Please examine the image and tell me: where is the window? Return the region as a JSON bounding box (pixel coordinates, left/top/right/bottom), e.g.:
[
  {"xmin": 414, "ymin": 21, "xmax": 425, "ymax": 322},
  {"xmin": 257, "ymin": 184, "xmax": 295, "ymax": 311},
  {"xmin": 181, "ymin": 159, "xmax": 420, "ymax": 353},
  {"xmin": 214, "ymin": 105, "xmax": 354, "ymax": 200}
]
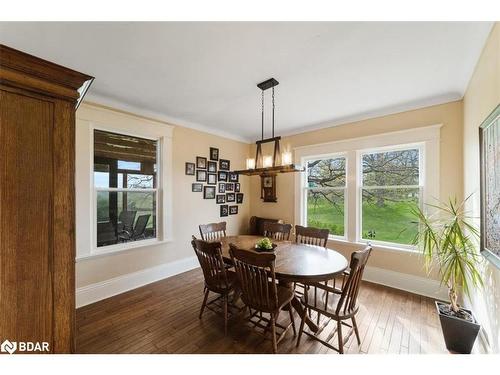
[
  {"xmin": 304, "ymin": 156, "xmax": 346, "ymax": 237},
  {"xmin": 94, "ymin": 130, "xmax": 158, "ymax": 248},
  {"xmin": 360, "ymin": 147, "xmax": 421, "ymax": 246},
  {"xmin": 295, "ymin": 125, "xmax": 439, "ymax": 252}
]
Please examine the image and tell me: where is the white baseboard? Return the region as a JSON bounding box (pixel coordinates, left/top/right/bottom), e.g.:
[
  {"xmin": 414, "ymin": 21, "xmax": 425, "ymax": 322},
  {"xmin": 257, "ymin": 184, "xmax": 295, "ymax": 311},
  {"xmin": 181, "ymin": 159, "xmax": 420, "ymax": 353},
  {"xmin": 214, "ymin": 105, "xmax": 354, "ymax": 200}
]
[
  {"xmin": 76, "ymin": 259, "xmax": 447, "ymax": 308},
  {"xmin": 76, "ymin": 256, "xmax": 199, "ymax": 308},
  {"xmin": 363, "ymin": 266, "xmax": 449, "ymax": 301}
]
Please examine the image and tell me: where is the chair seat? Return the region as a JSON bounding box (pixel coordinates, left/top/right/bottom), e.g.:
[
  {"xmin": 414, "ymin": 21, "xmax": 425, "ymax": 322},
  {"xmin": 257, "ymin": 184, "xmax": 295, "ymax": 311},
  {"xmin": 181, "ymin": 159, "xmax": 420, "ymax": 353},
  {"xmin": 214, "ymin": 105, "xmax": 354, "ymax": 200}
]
[
  {"xmin": 301, "ymin": 285, "xmax": 343, "ymax": 316},
  {"xmin": 243, "ymin": 284, "xmax": 294, "ymax": 313},
  {"xmin": 205, "ymin": 270, "xmax": 237, "ymax": 294}
]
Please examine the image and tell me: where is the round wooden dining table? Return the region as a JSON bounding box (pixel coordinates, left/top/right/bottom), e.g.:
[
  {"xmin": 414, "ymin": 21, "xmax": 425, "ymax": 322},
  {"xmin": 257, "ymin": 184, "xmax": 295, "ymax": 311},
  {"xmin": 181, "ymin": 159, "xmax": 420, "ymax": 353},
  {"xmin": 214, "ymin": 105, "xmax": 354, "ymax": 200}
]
[{"xmin": 218, "ymin": 235, "xmax": 349, "ymax": 333}]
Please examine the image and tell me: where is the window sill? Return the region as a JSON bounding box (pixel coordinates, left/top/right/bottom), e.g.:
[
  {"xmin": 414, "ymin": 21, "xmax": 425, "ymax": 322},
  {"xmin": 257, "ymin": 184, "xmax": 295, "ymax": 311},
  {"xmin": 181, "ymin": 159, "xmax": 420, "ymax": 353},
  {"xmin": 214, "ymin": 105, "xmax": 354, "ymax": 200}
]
[
  {"xmin": 76, "ymin": 238, "xmax": 174, "ymax": 262},
  {"xmin": 326, "ymin": 237, "xmax": 421, "ymax": 255}
]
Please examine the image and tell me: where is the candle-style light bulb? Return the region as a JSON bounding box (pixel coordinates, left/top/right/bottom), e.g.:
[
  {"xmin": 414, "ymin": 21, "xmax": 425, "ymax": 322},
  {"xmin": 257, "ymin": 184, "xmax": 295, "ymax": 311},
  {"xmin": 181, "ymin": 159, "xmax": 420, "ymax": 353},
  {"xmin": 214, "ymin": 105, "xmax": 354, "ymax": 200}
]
[
  {"xmin": 282, "ymin": 151, "xmax": 292, "ymax": 165},
  {"xmin": 263, "ymin": 156, "xmax": 273, "ymax": 168},
  {"xmin": 246, "ymin": 158, "xmax": 256, "ymax": 169}
]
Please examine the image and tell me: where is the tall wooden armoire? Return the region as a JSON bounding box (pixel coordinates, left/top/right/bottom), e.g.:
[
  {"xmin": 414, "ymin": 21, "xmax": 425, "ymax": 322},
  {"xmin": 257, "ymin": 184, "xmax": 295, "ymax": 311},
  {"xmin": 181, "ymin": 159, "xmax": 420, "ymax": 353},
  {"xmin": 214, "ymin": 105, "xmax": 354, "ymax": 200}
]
[{"xmin": 0, "ymin": 45, "xmax": 93, "ymax": 353}]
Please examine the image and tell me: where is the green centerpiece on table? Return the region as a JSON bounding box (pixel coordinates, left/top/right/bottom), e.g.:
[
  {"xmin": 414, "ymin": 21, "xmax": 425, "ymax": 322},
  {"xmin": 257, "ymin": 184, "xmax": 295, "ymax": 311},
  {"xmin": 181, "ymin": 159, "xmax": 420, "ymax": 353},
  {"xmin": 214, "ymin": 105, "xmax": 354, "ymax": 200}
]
[{"xmin": 255, "ymin": 237, "xmax": 277, "ymax": 252}]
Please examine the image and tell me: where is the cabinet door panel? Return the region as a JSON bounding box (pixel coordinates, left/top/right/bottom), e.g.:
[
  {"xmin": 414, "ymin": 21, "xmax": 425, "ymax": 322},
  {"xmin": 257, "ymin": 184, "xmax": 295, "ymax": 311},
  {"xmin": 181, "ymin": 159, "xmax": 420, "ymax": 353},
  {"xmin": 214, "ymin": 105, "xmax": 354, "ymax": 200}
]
[{"xmin": 0, "ymin": 90, "xmax": 54, "ymax": 346}]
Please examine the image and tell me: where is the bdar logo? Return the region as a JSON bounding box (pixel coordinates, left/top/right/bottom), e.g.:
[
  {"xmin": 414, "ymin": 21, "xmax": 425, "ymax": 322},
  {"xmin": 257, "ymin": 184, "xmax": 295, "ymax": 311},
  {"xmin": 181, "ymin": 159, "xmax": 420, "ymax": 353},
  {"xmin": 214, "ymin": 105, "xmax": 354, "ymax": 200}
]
[{"xmin": 1, "ymin": 339, "xmax": 17, "ymax": 354}]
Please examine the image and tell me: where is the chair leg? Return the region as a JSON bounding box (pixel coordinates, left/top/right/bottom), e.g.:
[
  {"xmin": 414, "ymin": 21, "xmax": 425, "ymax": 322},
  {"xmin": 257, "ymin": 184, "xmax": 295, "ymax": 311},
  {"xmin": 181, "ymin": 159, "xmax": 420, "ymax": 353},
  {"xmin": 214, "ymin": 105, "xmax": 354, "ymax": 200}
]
[
  {"xmin": 352, "ymin": 316, "xmax": 361, "ymax": 345},
  {"xmin": 271, "ymin": 314, "xmax": 278, "ymax": 354},
  {"xmin": 337, "ymin": 320, "xmax": 344, "ymax": 354},
  {"xmin": 296, "ymin": 309, "xmax": 307, "ymax": 347},
  {"xmin": 223, "ymin": 294, "xmax": 228, "ymax": 336},
  {"xmin": 199, "ymin": 289, "xmax": 209, "ymax": 319},
  {"xmin": 288, "ymin": 303, "xmax": 296, "ymax": 337}
]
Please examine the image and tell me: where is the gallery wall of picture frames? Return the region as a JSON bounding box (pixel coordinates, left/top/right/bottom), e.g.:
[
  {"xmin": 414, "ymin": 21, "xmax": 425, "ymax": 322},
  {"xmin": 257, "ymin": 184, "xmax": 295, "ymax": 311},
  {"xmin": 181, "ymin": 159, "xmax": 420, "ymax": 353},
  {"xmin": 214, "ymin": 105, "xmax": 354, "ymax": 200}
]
[{"xmin": 186, "ymin": 147, "xmax": 243, "ymax": 217}]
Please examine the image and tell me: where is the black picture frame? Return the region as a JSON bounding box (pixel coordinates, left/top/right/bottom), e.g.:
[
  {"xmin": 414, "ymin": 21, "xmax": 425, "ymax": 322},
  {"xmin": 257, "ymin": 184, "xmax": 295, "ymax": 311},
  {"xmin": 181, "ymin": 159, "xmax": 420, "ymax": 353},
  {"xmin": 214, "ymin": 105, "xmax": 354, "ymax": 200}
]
[
  {"xmin": 218, "ymin": 171, "xmax": 228, "ymax": 182},
  {"xmin": 219, "ymin": 159, "xmax": 230, "ymax": 171},
  {"xmin": 210, "ymin": 147, "xmax": 219, "ymax": 161},
  {"xmin": 216, "ymin": 194, "xmax": 225, "ymax": 204},
  {"xmin": 218, "ymin": 183, "xmax": 226, "ymax": 193},
  {"xmin": 479, "ymin": 104, "xmax": 500, "ymax": 269},
  {"xmin": 229, "ymin": 172, "xmax": 239, "ymax": 182},
  {"xmin": 196, "ymin": 170, "xmax": 207, "ymax": 182},
  {"xmin": 185, "ymin": 162, "xmax": 195, "ymax": 175},
  {"xmin": 207, "ymin": 173, "xmax": 217, "ymax": 185},
  {"xmin": 208, "ymin": 161, "xmax": 217, "ymax": 173},
  {"xmin": 229, "ymin": 205, "xmax": 238, "ymax": 215},
  {"xmin": 234, "ymin": 183, "xmax": 240, "ymax": 192},
  {"xmin": 203, "ymin": 186, "xmax": 216, "ymax": 199},
  {"xmin": 192, "ymin": 183, "xmax": 203, "ymax": 192},
  {"xmin": 196, "ymin": 156, "xmax": 207, "ymax": 169},
  {"xmin": 225, "ymin": 183, "xmax": 233, "ymax": 191},
  {"xmin": 236, "ymin": 193, "xmax": 244, "ymax": 204},
  {"xmin": 226, "ymin": 192, "xmax": 235, "ymax": 202},
  {"xmin": 220, "ymin": 204, "xmax": 228, "ymax": 217}
]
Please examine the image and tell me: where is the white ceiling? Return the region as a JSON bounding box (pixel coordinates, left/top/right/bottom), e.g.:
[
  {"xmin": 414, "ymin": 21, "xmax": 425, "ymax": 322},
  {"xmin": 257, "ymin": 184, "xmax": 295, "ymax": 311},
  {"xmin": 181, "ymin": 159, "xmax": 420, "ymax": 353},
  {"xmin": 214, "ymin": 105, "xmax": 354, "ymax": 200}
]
[{"xmin": 0, "ymin": 22, "xmax": 493, "ymax": 142}]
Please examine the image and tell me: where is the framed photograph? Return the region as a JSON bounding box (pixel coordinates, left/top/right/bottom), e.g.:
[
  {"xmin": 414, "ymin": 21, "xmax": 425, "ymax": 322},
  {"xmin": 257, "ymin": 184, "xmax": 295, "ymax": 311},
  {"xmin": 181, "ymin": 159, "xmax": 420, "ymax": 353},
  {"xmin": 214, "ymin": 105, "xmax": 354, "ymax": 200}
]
[
  {"xmin": 207, "ymin": 173, "xmax": 217, "ymax": 185},
  {"xmin": 192, "ymin": 183, "xmax": 203, "ymax": 192},
  {"xmin": 208, "ymin": 161, "xmax": 217, "ymax": 173},
  {"xmin": 225, "ymin": 183, "xmax": 233, "ymax": 191},
  {"xmin": 218, "ymin": 183, "xmax": 226, "ymax": 193},
  {"xmin": 185, "ymin": 162, "xmax": 195, "ymax": 175},
  {"xmin": 236, "ymin": 193, "xmax": 244, "ymax": 204},
  {"xmin": 219, "ymin": 159, "xmax": 230, "ymax": 171},
  {"xmin": 229, "ymin": 172, "xmax": 239, "ymax": 182},
  {"xmin": 234, "ymin": 183, "xmax": 240, "ymax": 192},
  {"xmin": 480, "ymin": 104, "xmax": 500, "ymax": 269},
  {"xmin": 203, "ymin": 186, "xmax": 216, "ymax": 199},
  {"xmin": 229, "ymin": 205, "xmax": 238, "ymax": 215},
  {"xmin": 196, "ymin": 170, "xmax": 207, "ymax": 182},
  {"xmin": 196, "ymin": 156, "xmax": 207, "ymax": 169},
  {"xmin": 220, "ymin": 204, "xmax": 228, "ymax": 217},
  {"xmin": 226, "ymin": 192, "xmax": 235, "ymax": 202},
  {"xmin": 210, "ymin": 147, "xmax": 219, "ymax": 161},
  {"xmin": 218, "ymin": 171, "xmax": 228, "ymax": 182},
  {"xmin": 216, "ymin": 194, "xmax": 225, "ymax": 204}
]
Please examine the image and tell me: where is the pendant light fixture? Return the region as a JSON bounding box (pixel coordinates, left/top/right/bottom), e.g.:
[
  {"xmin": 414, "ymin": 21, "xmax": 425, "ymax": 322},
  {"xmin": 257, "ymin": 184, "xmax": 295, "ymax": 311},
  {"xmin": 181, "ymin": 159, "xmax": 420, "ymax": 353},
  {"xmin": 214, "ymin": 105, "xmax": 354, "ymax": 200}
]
[{"xmin": 235, "ymin": 78, "xmax": 304, "ymax": 177}]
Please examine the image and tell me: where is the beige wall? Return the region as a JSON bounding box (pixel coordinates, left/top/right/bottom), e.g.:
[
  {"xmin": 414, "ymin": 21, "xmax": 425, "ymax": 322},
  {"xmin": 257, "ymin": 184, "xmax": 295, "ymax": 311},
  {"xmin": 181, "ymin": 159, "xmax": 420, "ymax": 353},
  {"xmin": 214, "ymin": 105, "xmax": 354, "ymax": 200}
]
[
  {"xmin": 76, "ymin": 104, "xmax": 250, "ymax": 288},
  {"xmin": 463, "ymin": 22, "xmax": 500, "ymax": 353},
  {"xmin": 249, "ymin": 100, "xmax": 464, "ymax": 279}
]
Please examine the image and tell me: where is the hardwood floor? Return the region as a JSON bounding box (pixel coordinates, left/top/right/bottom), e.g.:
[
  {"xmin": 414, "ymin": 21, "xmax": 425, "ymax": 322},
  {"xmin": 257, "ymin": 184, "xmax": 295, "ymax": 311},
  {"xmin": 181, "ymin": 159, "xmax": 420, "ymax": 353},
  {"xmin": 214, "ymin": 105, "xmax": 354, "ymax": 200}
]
[{"xmin": 76, "ymin": 268, "xmax": 449, "ymax": 354}]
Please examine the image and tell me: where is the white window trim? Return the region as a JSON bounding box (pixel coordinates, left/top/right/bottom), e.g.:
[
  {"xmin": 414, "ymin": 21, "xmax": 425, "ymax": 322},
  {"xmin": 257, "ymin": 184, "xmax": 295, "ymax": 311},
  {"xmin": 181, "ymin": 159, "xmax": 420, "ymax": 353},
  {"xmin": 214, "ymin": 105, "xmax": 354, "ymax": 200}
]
[
  {"xmin": 301, "ymin": 152, "xmax": 348, "ymax": 240},
  {"xmin": 294, "ymin": 124, "xmax": 441, "ymax": 253},
  {"xmin": 75, "ymin": 103, "xmax": 174, "ymax": 260}
]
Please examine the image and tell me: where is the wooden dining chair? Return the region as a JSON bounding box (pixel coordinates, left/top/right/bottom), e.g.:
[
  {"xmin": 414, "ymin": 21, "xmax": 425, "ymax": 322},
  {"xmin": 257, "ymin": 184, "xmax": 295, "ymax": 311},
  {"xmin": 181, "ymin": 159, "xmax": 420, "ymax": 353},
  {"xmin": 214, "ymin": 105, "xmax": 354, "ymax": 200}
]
[
  {"xmin": 262, "ymin": 222, "xmax": 292, "ymax": 241},
  {"xmin": 293, "ymin": 225, "xmax": 330, "ymax": 305},
  {"xmin": 296, "ymin": 245, "xmax": 372, "ymax": 353},
  {"xmin": 229, "ymin": 244, "xmax": 296, "ymax": 353},
  {"xmin": 191, "ymin": 237, "xmax": 237, "ymax": 335},
  {"xmin": 199, "ymin": 221, "xmax": 227, "ymax": 241},
  {"xmin": 295, "ymin": 225, "xmax": 329, "ymax": 247}
]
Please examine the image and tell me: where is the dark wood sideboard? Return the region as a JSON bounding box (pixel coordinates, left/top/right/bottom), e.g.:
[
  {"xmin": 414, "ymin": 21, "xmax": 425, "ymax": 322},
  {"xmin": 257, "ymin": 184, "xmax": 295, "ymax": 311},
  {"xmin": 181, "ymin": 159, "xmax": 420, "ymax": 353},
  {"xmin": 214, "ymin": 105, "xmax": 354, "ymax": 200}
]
[{"xmin": 0, "ymin": 45, "xmax": 93, "ymax": 353}]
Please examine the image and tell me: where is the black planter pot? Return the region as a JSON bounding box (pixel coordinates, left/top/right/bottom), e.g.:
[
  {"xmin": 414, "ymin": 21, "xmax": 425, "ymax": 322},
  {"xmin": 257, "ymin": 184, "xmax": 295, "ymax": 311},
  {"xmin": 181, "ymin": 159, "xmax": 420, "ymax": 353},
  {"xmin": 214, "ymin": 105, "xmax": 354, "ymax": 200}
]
[{"xmin": 435, "ymin": 301, "xmax": 480, "ymax": 354}]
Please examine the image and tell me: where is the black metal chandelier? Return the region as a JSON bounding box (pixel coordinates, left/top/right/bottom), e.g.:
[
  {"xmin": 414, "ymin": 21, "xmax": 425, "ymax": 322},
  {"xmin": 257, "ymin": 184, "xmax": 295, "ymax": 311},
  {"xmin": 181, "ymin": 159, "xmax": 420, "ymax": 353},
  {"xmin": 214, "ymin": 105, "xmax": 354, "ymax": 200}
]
[{"xmin": 235, "ymin": 77, "xmax": 304, "ymax": 177}]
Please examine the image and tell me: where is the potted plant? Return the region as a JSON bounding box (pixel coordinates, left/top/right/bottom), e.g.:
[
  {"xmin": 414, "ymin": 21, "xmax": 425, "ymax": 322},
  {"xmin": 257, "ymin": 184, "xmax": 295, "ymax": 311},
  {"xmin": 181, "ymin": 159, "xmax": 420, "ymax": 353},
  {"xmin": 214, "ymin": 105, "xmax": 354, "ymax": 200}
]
[
  {"xmin": 255, "ymin": 237, "xmax": 277, "ymax": 252},
  {"xmin": 412, "ymin": 196, "xmax": 483, "ymax": 353}
]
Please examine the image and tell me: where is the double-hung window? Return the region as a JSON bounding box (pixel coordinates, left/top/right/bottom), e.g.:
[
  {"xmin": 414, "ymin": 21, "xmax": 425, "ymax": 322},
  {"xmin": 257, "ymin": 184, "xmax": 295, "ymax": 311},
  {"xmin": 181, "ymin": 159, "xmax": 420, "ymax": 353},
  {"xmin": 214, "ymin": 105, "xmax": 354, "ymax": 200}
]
[
  {"xmin": 94, "ymin": 129, "xmax": 159, "ymax": 248},
  {"xmin": 303, "ymin": 156, "xmax": 347, "ymax": 238},
  {"xmin": 360, "ymin": 146, "xmax": 421, "ymax": 246}
]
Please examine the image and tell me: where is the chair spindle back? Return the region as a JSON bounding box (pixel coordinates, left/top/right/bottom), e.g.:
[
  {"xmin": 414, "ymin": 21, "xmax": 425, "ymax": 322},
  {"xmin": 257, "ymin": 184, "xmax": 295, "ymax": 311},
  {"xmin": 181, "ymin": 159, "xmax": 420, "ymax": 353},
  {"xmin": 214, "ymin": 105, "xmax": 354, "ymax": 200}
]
[
  {"xmin": 336, "ymin": 246, "xmax": 372, "ymax": 315},
  {"xmin": 191, "ymin": 238, "xmax": 229, "ymax": 291},
  {"xmin": 262, "ymin": 222, "xmax": 292, "ymax": 241},
  {"xmin": 295, "ymin": 225, "xmax": 329, "ymax": 248},
  {"xmin": 199, "ymin": 221, "xmax": 227, "ymax": 241},
  {"xmin": 229, "ymin": 245, "xmax": 278, "ymax": 312}
]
